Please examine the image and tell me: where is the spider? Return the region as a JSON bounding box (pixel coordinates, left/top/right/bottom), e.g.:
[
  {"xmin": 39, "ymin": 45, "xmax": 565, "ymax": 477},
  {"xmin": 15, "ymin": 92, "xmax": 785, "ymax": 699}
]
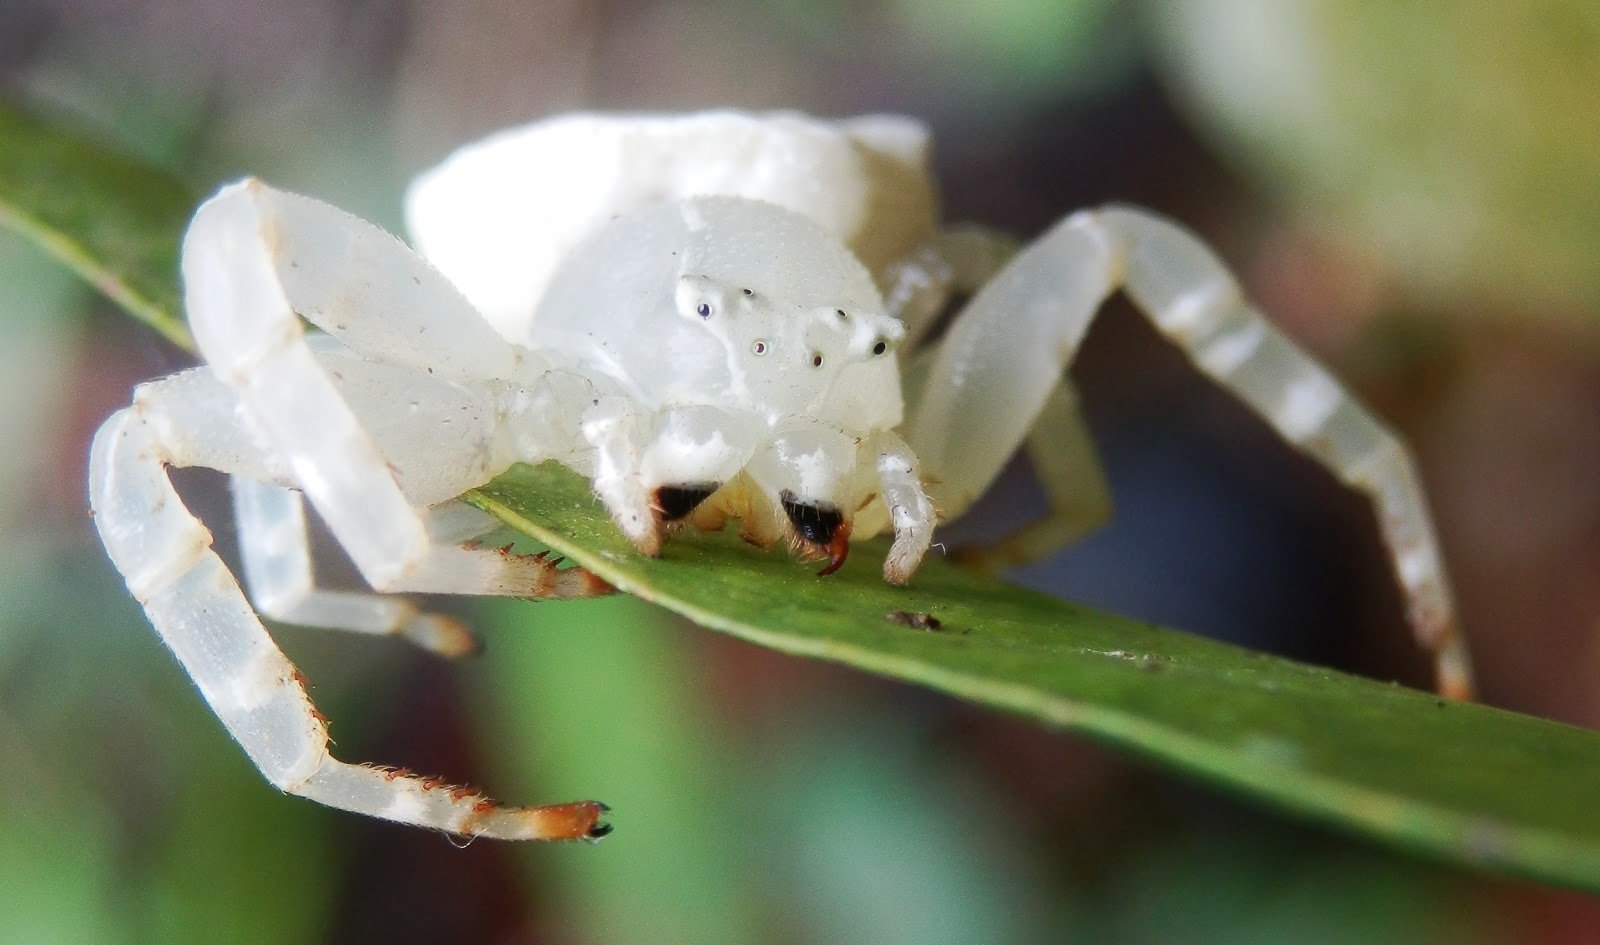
[{"xmin": 89, "ymin": 110, "xmax": 1472, "ymax": 842}]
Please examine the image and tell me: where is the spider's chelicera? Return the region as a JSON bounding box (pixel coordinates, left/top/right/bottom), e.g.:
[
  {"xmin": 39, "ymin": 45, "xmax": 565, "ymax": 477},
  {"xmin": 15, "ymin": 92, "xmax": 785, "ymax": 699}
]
[{"xmin": 89, "ymin": 110, "xmax": 1472, "ymax": 842}]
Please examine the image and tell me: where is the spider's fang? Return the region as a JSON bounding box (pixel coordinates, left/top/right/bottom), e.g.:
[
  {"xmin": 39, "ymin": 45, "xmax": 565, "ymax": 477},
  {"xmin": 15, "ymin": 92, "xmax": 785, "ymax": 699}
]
[
  {"xmin": 781, "ymin": 492, "xmax": 852, "ymax": 575},
  {"xmin": 818, "ymin": 529, "xmax": 851, "ymax": 577}
]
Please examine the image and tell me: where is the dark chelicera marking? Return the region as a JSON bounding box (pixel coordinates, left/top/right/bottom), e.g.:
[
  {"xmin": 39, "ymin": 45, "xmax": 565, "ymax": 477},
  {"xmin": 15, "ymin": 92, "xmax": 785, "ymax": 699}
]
[
  {"xmin": 780, "ymin": 491, "xmax": 844, "ymax": 545},
  {"xmin": 779, "ymin": 491, "xmax": 851, "ymax": 575},
  {"xmin": 653, "ymin": 483, "xmax": 719, "ymax": 521},
  {"xmin": 886, "ymin": 610, "xmax": 942, "ymax": 631}
]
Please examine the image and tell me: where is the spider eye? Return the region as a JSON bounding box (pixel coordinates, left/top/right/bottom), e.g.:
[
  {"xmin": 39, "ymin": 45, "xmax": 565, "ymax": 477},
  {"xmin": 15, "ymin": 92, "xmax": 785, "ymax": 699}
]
[
  {"xmin": 811, "ymin": 353, "xmax": 824, "ymax": 368},
  {"xmin": 751, "ymin": 340, "xmax": 769, "ymax": 355},
  {"xmin": 872, "ymin": 340, "xmax": 888, "ymax": 356},
  {"xmin": 696, "ymin": 303, "xmax": 712, "ymax": 318},
  {"xmin": 836, "ymin": 308, "xmax": 848, "ymax": 320},
  {"xmin": 742, "ymin": 288, "xmax": 754, "ymax": 297}
]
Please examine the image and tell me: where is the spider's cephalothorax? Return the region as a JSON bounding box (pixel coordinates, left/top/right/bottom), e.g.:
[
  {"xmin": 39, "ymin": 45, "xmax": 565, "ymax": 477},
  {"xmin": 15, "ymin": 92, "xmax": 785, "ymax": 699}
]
[
  {"xmin": 520, "ymin": 195, "xmax": 920, "ymax": 575},
  {"xmin": 89, "ymin": 109, "xmax": 1472, "ymax": 842}
]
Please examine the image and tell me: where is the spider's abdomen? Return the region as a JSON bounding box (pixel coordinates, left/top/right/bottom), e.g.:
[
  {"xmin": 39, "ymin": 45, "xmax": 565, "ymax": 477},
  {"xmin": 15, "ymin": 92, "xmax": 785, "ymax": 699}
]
[{"xmin": 530, "ymin": 197, "xmax": 908, "ymax": 434}]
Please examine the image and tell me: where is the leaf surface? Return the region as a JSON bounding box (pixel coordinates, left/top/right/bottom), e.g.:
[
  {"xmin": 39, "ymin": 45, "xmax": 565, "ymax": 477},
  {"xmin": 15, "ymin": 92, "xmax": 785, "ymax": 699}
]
[
  {"xmin": 472, "ymin": 464, "xmax": 1600, "ymax": 891},
  {"xmin": 0, "ymin": 102, "xmax": 195, "ymax": 347}
]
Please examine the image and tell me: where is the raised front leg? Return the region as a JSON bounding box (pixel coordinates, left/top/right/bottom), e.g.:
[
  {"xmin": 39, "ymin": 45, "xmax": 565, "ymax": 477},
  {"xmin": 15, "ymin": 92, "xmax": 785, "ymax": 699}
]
[{"xmin": 907, "ymin": 206, "xmax": 1472, "ymax": 699}]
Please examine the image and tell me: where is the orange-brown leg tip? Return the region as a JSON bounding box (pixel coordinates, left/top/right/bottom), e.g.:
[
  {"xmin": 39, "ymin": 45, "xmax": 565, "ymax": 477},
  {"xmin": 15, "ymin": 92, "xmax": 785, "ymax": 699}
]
[
  {"xmin": 460, "ymin": 798, "xmax": 612, "ymax": 841},
  {"xmin": 1433, "ymin": 635, "xmax": 1476, "ymax": 702},
  {"xmin": 528, "ymin": 800, "xmax": 613, "ymax": 842}
]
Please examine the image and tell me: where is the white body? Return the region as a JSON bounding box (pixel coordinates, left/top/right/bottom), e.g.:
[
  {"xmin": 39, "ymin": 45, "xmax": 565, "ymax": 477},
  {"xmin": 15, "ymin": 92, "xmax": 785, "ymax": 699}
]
[{"xmin": 89, "ymin": 110, "xmax": 1472, "ymax": 841}]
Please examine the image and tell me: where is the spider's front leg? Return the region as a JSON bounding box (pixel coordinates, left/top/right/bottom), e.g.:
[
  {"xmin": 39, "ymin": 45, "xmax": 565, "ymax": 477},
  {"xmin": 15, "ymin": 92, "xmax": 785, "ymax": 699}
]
[
  {"xmin": 907, "ymin": 206, "xmax": 1473, "ymax": 700},
  {"xmin": 232, "ymin": 478, "xmax": 499, "ymax": 658},
  {"xmin": 88, "ymin": 180, "xmax": 623, "ymax": 839},
  {"xmin": 90, "ymin": 396, "xmax": 608, "ymax": 840}
]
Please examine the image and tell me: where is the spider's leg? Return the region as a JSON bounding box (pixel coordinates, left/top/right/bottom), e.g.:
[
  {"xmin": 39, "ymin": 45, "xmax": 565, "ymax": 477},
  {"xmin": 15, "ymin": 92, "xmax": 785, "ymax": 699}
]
[
  {"xmin": 183, "ymin": 180, "xmax": 597, "ymax": 600},
  {"xmin": 954, "ymin": 379, "xmax": 1113, "ymax": 573},
  {"xmin": 89, "ymin": 399, "xmax": 607, "ymax": 840},
  {"xmin": 238, "ymin": 180, "xmax": 524, "ymax": 382},
  {"xmin": 882, "ymin": 226, "xmax": 1020, "ymax": 351},
  {"xmin": 907, "ymin": 206, "xmax": 1472, "ymax": 700},
  {"xmin": 231, "ymin": 478, "xmax": 485, "ymax": 658}
]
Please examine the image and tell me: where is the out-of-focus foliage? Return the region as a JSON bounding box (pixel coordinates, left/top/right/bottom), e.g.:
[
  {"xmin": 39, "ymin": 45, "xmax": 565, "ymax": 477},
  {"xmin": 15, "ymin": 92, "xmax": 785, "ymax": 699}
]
[
  {"xmin": 1149, "ymin": 1, "xmax": 1600, "ymax": 328},
  {"xmin": 0, "ymin": 104, "xmax": 194, "ymax": 347},
  {"xmin": 0, "ymin": 224, "xmax": 340, "ymax": 943},
  {"xmin": 8, "ymin": 0, "xmax": 1600, "ymax": 940}
]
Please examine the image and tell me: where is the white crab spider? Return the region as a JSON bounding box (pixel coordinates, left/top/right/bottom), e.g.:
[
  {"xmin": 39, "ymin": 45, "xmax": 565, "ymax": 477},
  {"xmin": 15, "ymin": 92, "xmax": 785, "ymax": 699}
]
[{"xmin": 89, "ymin": 110, "xmax": 1472, "ymax": 842}]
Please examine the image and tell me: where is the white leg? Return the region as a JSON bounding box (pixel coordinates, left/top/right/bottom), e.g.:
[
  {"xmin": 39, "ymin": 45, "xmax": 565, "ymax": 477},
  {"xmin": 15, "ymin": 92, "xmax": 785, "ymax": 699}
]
[
  {"xmin": 881, "ymin": 226, "xmax": 1021, "ymax": 350},
  {"xmin": 956, "ymin": 380, "xmax": 1113, "ymax": 573},
  {"xmin": 230, "ymin": 179, "xmax": 526, "ymax": 383},
  {"xmin": 231, "ymin": 478, "xmax": 485, "ymax": 658},
  {"xmin": 908, "ymin": 206, "xmax": 1472, "ymax": 699},
  {"xmin": 89, "ymin": 404, "xmax": 608, "ymax": 840},
  {"xmin": 183, "ymin": 179, "xmax": 582, "ymax": 599}
]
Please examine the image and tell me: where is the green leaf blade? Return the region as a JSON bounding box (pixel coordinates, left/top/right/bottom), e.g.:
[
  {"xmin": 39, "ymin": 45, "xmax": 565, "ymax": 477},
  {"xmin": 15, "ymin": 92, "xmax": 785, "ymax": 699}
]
[
  {"xmin": 0, "ymin": 102, "xmax": 195, "ymax": 348},
  {"xmin": 471, "ymin": 462, "xmax": 1600, "ymax": 891}
]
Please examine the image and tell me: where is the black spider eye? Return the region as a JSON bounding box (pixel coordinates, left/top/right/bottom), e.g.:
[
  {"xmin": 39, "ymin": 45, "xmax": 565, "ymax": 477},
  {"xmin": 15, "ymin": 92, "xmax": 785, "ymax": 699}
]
[
  {"xmin": 836, "ymin": 308, "xmax": 848, "ymax": 319},
  {"xmin": 696, "ymin": 303, "xmax": 712, "ymax": 318},
  {"xmin": 742, "ymin": 288, "xmax": 754, "ymax": 297},
  {"xmin": 872, "ymin": 340, "xmax": 888, "ymax": 356},
  {"xmin": 811, "ymin": 353, "xmax": 824, "ymax": 367}
]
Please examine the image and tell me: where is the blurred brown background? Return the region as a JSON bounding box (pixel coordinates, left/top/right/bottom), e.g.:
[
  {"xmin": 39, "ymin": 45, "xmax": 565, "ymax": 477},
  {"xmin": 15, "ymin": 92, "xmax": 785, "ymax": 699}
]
[{"xmin": 2, "ymin": 1, "xmax": 1598, "ymax": 942}]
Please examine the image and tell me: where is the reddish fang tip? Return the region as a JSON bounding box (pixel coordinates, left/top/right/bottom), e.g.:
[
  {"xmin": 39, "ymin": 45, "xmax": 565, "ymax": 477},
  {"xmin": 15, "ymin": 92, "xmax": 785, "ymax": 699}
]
[{"xmin": 817, "ymin": 529, "xmax": 851, "ymax": 576}]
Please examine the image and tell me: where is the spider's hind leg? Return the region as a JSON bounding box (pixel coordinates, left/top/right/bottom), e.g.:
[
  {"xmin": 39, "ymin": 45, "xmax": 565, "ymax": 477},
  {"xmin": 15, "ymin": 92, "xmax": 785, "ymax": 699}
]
[
  {"xmin": 907, "ymin": 206, "xmax": 1472, "ymax": 699},
  {"xmin": 952, "ymin": 380, "xmax": 1112, "ymax": 573}
]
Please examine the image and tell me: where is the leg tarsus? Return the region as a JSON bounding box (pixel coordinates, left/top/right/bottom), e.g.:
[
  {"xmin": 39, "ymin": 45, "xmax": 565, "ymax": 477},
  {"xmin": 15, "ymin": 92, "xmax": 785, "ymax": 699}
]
[
  {"xmin": 294, "ymin": 761, "xmax": 611, "ymax": 841},
  {"xmin": 872, "ymin": 431, "xmax": 935, "ymax": 584}
]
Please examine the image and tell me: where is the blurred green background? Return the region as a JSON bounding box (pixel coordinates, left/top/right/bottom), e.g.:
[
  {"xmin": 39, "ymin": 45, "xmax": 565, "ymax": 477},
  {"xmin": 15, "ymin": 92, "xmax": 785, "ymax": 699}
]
[{"xmin": 3, "ymin": 1, "xmax": 1599, "ymax": 942}]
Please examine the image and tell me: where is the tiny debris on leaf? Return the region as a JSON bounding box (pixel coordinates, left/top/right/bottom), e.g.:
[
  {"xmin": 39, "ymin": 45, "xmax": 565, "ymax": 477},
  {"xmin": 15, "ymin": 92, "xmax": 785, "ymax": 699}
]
[{"xmin": 887, "ymin": 610, "xmax": 942, "ymax": 631}]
